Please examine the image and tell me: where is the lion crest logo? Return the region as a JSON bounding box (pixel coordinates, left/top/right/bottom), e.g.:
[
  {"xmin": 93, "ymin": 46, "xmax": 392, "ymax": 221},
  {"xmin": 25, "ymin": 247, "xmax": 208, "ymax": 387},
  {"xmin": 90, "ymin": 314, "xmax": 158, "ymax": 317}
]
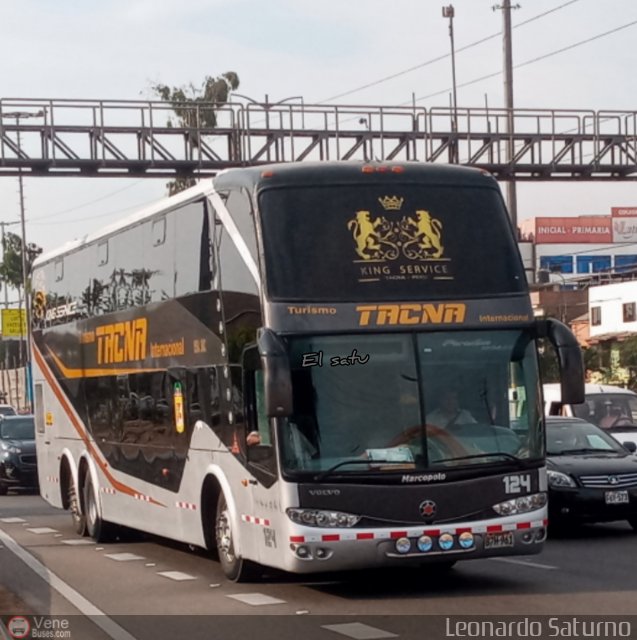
[
  {"xmin": 347, "ymin": 208, "xmax": 445, "ymax": 262},
  {"xmin": 347, "ymin": 210, "xmax": 383, "ymax": 260},
  {"xmin": 405, "ymin": 210, "xmax": 444, "ymax": 259}
]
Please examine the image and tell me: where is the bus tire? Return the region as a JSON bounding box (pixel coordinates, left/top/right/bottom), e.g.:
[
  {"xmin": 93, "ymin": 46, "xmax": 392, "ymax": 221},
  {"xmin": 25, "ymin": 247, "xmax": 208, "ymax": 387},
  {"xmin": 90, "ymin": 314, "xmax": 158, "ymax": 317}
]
[
  {"xmin": 83, "ymin": 474, "xmax": 115, "ymax": 543},
  {"xmin": 215, "ymin": 493, "xmax": 259, "ymax": 582},
  {"xmin": 69, "ymin": 481, "xmax": 87, "ymax": 537}
]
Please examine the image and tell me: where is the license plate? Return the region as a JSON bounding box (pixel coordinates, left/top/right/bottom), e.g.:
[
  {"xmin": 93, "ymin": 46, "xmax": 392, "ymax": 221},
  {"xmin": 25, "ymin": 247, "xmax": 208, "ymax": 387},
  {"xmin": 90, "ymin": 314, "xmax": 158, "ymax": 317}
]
[
  {"xmin": 484, "ymin": 531, "xmax": 514, "ymax": 549},
  {"xmin": 605, "ymin": 490, "xmax": 629, "ymax": 505}
]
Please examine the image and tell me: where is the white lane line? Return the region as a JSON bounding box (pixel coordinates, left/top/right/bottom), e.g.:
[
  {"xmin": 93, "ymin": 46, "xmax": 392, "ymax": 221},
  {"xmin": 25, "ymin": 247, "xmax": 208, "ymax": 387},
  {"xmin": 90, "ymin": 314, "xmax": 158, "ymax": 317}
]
[
  {"xmin": 156, "ymin": 571, "xmax": 196, "ymax": 581},
  {"xmin": 322, "ymin": 623, "xmax": 398, "ymax": 639},
  {"xmin": 489, "ymin": 557, "xmax": 558, "ymax": 570},
  {"xmin": 226, "ymin": 593, "xmax": 286, "ymax": 606},
  {"xmin": 61, "ymin": 539, "xmax": 96, "ymax": 546},
  {"xmin": 0, "ymin": 528, "xmax": 139, "ymax": 640},
  {"xmin": 26, "ymin": 527, "xmax": 59, "ymax": 534},
  {"xmin": 104, "ymin": 553, "xmax": 146, "ymax": 562},
  {"xmin": 0, "ymin": 517, "xmax": 26, "ymax": 523}
]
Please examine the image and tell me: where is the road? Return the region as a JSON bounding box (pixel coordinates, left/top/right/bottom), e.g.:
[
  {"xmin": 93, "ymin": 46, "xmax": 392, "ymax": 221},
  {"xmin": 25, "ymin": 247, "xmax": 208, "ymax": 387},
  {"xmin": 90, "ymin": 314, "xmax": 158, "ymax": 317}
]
[{"xmin": 1, "ymin": 492, "xmax": 636, "ymax": 640}]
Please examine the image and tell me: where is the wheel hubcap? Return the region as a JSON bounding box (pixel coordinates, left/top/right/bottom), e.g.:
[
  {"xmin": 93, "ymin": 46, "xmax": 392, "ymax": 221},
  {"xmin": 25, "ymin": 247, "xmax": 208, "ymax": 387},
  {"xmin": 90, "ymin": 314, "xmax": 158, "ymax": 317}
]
[{"xmin": 216, "ymin": 509, "xmax": 234, "ymax": 561}]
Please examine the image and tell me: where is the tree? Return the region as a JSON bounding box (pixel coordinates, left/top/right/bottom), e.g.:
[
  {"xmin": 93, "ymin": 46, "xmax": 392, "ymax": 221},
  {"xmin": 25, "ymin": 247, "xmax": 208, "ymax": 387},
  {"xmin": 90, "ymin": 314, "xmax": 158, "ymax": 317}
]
[
  {"xmin": 0, "ymin": 232, "xmax": 42, "ymax": 300},
  {"xmin": 151, "ymin": 72, "xmax": 240, "ymax": 196}
]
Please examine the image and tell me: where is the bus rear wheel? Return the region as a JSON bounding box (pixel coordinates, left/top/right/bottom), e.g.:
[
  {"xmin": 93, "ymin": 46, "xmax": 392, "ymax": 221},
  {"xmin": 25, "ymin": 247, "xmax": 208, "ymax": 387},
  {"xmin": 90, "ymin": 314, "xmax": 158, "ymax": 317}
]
[
  {"xmin": 83, "ymin": 474, "xmax": 116, "ymax": 543},
  {"xmin": 68, "ymin": 481, "xmax": 87, "ymax": 536},
  {"xmin": 215, "ymin": 493, "xmax": 258, "ymax": 582}
]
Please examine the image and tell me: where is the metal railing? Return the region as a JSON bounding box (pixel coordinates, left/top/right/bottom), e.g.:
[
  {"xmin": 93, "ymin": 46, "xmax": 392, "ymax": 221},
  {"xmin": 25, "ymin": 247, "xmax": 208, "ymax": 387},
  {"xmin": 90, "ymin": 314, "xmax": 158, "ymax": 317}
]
[{"xmin": 0, "ymin": 98, "xmax": 636, "ymax": 179}]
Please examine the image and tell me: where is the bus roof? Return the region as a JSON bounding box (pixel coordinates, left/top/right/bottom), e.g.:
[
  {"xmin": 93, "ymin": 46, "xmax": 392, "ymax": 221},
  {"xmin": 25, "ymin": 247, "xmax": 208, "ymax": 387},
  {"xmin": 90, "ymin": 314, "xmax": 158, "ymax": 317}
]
[{"xmin": 34, "ymin": 161, "xmax": 497, "ymax": 268}]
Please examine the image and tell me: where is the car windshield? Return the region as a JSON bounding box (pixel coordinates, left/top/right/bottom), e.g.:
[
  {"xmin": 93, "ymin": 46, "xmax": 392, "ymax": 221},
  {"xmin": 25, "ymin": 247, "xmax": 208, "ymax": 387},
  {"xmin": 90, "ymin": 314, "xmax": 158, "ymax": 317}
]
[
  {"xmin": 547, "ymin": 420, "xmax": 626, "ymax": 455},
  {"xmin": 0, "ymin": 418, "xmax": 35, "ymax": 440},
  {"xmin": 279, "ymin": 329, "xmax": 542, "ymax": 477},
  {"xmin": 572, "ymin": 393, "xmax": 637, "ymax": 429}
]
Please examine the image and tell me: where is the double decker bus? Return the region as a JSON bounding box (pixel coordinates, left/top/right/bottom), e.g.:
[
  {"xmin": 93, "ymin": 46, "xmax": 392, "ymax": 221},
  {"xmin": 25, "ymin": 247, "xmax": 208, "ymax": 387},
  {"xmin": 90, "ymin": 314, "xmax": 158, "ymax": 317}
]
[{"xmin": 32, "ymin": 162, "xmax": 584, "ymax": 581}]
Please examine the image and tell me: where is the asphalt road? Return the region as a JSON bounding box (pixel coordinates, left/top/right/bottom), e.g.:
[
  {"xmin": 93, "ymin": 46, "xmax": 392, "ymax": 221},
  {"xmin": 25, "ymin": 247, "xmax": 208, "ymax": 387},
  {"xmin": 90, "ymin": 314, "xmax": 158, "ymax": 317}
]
[{"xmin": 1, "ymin": 491, "xmax": 636, "ymax": 640}]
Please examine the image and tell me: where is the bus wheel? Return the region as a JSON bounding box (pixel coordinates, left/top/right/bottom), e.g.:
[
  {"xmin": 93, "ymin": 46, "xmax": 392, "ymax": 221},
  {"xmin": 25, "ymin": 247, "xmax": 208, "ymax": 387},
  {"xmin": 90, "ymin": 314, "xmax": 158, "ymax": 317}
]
[
  {"xmin": 68, "ymin": 481, "xmax": 87, "ymax": 536},
  {"xmin": 83, "ymin": 475, "xmax": 115, "ymax": 543},
  {"xmin": 215, "ymin": 493, "xmax": 258, "ymax": 582}
]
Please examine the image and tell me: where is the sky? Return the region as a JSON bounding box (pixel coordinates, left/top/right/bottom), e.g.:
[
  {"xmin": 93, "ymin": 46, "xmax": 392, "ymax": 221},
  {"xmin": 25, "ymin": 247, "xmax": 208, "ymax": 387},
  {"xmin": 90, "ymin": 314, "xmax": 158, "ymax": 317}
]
[{"xmin": 1, "ymin": 0, "xmax": 637, "ymax": 259}]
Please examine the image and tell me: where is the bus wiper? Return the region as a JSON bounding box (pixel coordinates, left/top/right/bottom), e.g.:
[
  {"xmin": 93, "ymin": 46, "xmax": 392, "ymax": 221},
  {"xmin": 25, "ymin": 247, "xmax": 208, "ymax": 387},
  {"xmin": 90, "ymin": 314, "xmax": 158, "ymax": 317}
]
[
  {"xmin": 313, "ymin": 459, "xmax": 411, "ymax": 482},
  {"xmin": 434, "ymin": 452, "xmax": 524, "ymax": 465}
]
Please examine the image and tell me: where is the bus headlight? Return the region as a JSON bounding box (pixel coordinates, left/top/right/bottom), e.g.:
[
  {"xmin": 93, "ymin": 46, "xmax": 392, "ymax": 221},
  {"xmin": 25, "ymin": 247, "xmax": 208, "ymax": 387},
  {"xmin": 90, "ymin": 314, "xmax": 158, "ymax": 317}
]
[
  {"xmin": 287, "ymin": 508, "xmax": 361, "ymax": 528},
  {"xmin": 492, "ymin": 492, "xmax": 547, "ymax": 515}
]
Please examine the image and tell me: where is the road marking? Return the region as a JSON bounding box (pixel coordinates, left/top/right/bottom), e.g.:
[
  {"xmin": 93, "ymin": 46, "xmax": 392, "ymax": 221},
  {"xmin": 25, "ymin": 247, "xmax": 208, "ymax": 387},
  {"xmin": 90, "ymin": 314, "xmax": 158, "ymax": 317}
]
[
  {"xmin": 227, "ymin": 593, "xmax": 286, "ymax": 606},
  {"xmin": 105, "ymin": 553, "xmax": 146, "ymax": 562},
  {"xmin": 322, "ymin": 623, "xmax": 398, "ymax": 639},
  {"xmin": 0, "ymin": 528, "xmax": 139, "ymax": 640},
  {"xmin": 26, "ymin": 527, "xmax": 58, "ymax": 534},
  {"xmin": 157, "ymin": 571, "xmax": 197, "ymax": 581},
  {"xmin": 61, "ymin": 539, "xmax": 96, "ymax": 546},
  {"xmin": 0, "ymin": 517, "xmax": 26, "ymax": 523},
  {"xmin": 489, "ymin": 557, "xmax": 557, "ymax": 570}
]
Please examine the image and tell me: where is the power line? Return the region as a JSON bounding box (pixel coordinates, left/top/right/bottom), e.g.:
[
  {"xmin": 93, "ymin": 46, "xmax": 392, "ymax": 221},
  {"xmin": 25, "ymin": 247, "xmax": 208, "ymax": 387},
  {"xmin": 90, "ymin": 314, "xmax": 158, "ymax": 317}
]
[
  {"xmin": 25, "ymin": 180, "xmax": 146, "ymax": 222},
  {"xmin": 318, "ymin": 0, "xmax": 582, "ymax": 104},
  {"xmin": 413, "ymin": 17, "xmax": 637, "ymax": 103}
]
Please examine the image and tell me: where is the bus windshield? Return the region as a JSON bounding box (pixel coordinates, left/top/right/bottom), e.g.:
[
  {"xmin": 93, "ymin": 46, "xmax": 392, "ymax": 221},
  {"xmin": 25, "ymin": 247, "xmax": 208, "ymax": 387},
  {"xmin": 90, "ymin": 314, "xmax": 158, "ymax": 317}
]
[{"xmin": 280, "ymin": 330, "xmax": 542, "ymax": 476}]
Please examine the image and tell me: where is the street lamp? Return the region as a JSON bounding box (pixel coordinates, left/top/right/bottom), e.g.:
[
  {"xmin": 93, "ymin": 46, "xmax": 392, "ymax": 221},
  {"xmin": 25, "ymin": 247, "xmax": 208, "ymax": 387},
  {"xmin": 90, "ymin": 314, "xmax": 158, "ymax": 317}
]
[
  {"xmin": 442, "ymin": 4, "xmax": 459, "ymax": 162},
  {"xmin": 231, "ymin": 93, "xmax": 305, "ymax": 128},
  {"xmin": 1, "ymin": 109, "xmax": 45, "ymax": 412}
]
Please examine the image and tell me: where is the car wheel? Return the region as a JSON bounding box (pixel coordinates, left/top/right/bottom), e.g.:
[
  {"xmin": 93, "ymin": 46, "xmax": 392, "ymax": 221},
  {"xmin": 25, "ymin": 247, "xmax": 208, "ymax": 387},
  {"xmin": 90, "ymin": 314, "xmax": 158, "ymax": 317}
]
[
  {"xmin": 215, "ymin": 493, "xmax": 259, "ymax": 582},
  {"xmin": 68, "ymin": 481, "xmax": 87, "ymax": 536},
  {"xmin": 0, "ymin": 482, "xmax": 7, "ymax": 496},
  {"xmin": 83, "ymin": 474, "xmax": 116, "ymax": 542}
]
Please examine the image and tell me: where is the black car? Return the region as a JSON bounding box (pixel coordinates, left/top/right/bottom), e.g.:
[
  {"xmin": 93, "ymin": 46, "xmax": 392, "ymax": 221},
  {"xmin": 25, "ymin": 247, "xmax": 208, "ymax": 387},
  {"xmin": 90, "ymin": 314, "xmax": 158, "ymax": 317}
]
[
  {"xmin": 0, "ymin": 415, "xmax": 38, "ymax": 495},
  {"xmin": 546, "ymin": 416, "xmax": 637, "ymax": 530}
]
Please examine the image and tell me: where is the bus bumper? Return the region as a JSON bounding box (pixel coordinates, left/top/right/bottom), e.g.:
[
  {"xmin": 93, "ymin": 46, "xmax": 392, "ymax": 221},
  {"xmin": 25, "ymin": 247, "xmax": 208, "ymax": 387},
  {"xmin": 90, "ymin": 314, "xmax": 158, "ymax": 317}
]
[{"xmin": 281, "ymin": 512, "xmax": 548, "ymax": 574}]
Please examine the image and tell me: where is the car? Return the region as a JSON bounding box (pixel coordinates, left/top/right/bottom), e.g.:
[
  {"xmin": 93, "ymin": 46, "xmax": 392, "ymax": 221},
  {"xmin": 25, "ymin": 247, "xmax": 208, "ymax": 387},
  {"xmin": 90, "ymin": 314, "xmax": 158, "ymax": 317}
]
[
  {"xmin": 0, "ymin": 414, "xmax": 37, "ymax": 495},
  {"xmin": 544, "ymin": 383, "xmax": 637, "ymax": 449},
  {"xmin": 546, "ymin": 416, "xmax": 637, "ymax": 530},
  {"xmin": 0, "ymin": 404, "xmax": 17, "ymax": 418}
]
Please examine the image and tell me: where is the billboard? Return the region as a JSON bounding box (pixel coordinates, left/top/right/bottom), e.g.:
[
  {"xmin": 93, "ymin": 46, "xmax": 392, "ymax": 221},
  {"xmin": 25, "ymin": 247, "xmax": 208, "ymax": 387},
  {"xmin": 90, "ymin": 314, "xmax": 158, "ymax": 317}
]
[
  {"xmin": 612, "ymin": 216, "xmax": 637, "ymax": 243},
  {"xmin": 611, "ymin": 207, "xmax": 637, "ymax": 217},
  {"xmin": 533, "ymin": 216, "xmax": 612, "ymax": 244},
  {"xmin": 1, "ymin": 309, "xmax": 27, "ymax": 339}
]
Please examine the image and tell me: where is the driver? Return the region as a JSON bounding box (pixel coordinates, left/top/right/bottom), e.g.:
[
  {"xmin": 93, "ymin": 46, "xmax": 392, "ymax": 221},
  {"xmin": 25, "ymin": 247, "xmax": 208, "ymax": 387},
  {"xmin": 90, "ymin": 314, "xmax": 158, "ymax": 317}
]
[{"xmin": 426, "ymin": 389, "xmax": 476, "ymax": 429}]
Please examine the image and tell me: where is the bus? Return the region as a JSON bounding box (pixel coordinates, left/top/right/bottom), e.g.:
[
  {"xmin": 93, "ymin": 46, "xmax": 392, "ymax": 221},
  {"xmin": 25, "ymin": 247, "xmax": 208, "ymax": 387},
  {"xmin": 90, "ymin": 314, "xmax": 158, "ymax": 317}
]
[{"xmin": 31, "ymin": 161, "xmax": 584, "ymax": 582}]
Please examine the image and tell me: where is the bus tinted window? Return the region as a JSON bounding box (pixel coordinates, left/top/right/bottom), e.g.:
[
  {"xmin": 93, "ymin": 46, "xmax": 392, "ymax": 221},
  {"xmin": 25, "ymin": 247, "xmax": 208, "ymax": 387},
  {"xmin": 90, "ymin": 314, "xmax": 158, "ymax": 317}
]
[{"xmin": 259, "ymin": 184, "xmax": 526, "ymax": 301}]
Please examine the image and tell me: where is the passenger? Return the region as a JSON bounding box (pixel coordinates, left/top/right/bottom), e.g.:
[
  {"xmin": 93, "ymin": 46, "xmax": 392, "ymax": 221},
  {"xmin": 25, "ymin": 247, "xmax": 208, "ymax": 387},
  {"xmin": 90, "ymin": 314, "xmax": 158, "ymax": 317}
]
[{"xmin": 426, "ymin": 389, "xmax": 476, "ymax": 429}]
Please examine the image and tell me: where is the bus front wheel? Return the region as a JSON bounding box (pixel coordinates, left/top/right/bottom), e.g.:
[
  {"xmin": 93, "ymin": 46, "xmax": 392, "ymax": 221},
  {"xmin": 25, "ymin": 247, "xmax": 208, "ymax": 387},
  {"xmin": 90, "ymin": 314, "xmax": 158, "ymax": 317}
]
[{"xmin": 215, "ymin": 493, "xmax": 258, "ymax": 582}]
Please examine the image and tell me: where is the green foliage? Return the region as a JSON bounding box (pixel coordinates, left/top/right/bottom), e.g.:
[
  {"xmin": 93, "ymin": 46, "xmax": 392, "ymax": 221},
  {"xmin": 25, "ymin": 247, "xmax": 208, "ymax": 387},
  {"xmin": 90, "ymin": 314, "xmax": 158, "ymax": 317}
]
[
  {"xmin": 0, "ymin": 232, "xmax": 43, "ymax": 294},
  {"xmin": 151, "ymin": 72, "xmax": 240, "ymax": 195}
]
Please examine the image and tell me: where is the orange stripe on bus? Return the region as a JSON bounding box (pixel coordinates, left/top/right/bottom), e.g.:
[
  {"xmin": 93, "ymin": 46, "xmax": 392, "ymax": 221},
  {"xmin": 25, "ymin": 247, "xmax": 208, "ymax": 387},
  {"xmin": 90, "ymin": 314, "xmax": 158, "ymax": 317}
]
[{"xmin": 33, "ymin": 344, "xmax": 165, "ymax": 507}]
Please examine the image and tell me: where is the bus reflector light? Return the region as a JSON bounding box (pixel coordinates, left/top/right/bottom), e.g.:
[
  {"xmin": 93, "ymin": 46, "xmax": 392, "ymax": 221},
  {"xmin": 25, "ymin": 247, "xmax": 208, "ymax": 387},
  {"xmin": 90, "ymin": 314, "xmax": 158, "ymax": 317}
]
[
  {"xmin": 417, "ymin": 535, "xmax": 433, "ymax": 552},
  {"xmin": 439, "ymin": 533, "xmax": 454, "ymax": 550},
  {"xmin": 395, "ymin": 537, "xmax": 411, "ymax": 554},
  {"xmin": 458, "ymin": 532, "xmax": 474, "ymax": 549}
]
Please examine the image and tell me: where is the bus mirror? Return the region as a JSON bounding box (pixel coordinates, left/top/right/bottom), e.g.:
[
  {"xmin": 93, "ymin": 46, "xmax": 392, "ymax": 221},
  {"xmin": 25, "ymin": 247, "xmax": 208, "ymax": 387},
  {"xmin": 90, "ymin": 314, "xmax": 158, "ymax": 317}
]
[
  {"xmin": 540, "ymin": 318, "xmax": 585, "ymax": 405},
  {"xmin": 257, "ymin": 328, "xmax": 293, "ymax": 417}
]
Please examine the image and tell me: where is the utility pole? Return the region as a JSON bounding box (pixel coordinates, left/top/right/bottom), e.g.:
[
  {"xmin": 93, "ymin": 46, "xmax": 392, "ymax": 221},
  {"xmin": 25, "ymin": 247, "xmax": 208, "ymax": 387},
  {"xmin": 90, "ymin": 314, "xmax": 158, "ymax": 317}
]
[
  {"xmin": 2, "ymin": 110, "xmax": 44, "ymax": 413},
  {"xmin": 494, "ymin": 1, "xmax": 520, "ymax": 231},
  {"xmin": 442, "ymin": 5, "xmax": 459, "ymax": 163}
]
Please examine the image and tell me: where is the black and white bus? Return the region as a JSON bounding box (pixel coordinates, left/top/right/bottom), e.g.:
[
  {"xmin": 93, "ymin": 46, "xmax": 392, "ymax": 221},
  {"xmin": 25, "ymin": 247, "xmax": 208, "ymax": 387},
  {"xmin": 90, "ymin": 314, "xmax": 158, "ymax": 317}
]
[{"xmin": 32, "ymin": 161, "xmax": 584, "ymax": 581}]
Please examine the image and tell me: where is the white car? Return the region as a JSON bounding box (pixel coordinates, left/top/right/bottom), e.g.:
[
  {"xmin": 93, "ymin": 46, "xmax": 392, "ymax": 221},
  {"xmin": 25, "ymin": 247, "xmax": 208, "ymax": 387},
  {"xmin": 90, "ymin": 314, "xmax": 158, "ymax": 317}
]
[{"xmin": 544, "ymin": 383, "xmax": 637, "ymax": 450}]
